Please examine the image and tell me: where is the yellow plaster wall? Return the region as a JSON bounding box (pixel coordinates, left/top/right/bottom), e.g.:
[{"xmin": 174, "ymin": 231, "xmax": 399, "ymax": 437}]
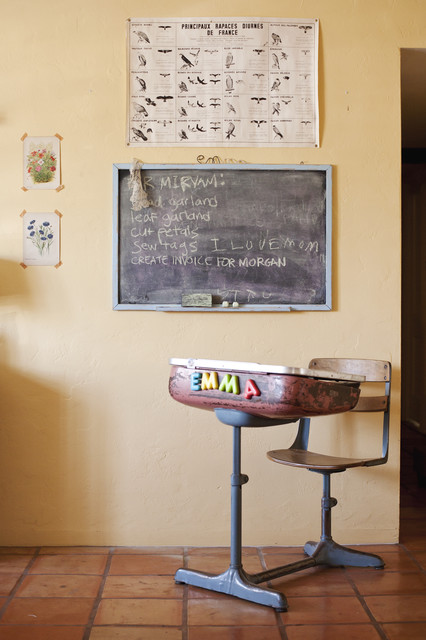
[{"xmin": 0, "ymin": 0, "xmax": 418, "ymax": 546}]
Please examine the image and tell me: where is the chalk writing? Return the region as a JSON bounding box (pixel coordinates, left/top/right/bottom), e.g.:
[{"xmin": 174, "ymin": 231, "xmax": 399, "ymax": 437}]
[{"xmin": 114, "ymin": 164, "xmax": 331, "ymax": 309}]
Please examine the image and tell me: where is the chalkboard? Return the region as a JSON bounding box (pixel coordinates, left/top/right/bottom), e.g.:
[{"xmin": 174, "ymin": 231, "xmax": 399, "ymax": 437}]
[{"xmin": 113, "ymin": 163, "xmax": 332, "ymax": 311}]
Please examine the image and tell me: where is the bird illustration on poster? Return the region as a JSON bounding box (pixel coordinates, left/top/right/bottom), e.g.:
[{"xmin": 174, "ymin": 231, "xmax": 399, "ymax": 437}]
[{"xmin": 127, "ymin": 17, "xmax": 319, "ymax": 147}]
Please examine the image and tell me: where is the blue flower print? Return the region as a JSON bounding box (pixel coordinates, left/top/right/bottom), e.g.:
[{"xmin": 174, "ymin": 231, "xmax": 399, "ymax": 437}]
[{"xmin": 27, "ymin": 219, "xmax": 55, "ymax": 256}]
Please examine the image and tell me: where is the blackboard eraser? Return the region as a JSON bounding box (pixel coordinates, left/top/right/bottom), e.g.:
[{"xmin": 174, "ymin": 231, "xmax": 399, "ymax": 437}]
[{"xmin": 181, "ymin": 293, "xmax": 213, "ymax": 307}]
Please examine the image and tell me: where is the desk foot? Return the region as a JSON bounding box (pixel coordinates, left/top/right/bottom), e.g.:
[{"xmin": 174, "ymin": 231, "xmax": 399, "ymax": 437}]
[
  {"xmin": 304, "ymin": 539, "xmax": 384, "ymax": 568},
  {"xmin": 244, "ymin": 539, "xmax": 384, "ymax": 585},
  {"xmin": 174, "ymin": 566, "xmax": 288, "ymax": 611}
]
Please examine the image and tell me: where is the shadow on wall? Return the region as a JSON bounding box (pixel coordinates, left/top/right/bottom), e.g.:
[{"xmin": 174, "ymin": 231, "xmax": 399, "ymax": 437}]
[
  {"xmin": 0, "ymin": 259, "xmax": 31, "ymax": 301},
  {"xmin": 0, "ymin": 259, "xmax": 109, "ymax": 545},
  {"xmin": 0, "ymin": 353, "xmax": 68, "ymax": 544},
  {"xmin": 0, "ymin": 350, "xmax": 114, "ymax": 545}
]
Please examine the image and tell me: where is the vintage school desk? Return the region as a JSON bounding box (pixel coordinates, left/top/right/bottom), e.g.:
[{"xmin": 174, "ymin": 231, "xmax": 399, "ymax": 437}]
[{"xmin": 169, "ymin": 358, "xmax": 364, "ymax": 611}]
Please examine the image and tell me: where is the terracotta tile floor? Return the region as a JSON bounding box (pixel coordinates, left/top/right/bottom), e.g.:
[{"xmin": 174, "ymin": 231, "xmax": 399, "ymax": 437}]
[{"xmin": 0, "ymin": 480, "xmax": 424, "ymax": 639}]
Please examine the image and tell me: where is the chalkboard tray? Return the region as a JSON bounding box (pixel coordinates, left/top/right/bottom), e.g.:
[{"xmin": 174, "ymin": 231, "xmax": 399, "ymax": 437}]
[{"xmin": 113, "ymin": 163, "xmax": 332, "ymax": 311}]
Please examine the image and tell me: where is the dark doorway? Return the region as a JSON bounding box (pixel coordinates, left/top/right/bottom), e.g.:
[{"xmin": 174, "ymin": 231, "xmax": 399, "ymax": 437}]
[{"xmin": 400, "ymin": 49, "xmax": 426, "ymax": 537}]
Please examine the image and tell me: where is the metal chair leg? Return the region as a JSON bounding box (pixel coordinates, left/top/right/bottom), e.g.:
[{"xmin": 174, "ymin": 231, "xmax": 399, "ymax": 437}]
[
  {"xmin": 303, "ymin": 538, "xmax": 384, "ymax": 567},
  {"xmin": 303, "ymin": 472, "xmax": 385, "ymax": 568}
]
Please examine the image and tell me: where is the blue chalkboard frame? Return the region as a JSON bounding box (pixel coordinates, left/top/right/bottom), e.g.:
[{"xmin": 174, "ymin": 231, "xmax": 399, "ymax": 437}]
[{"xmin": 113, "ymin": 163, "xmax": 332, "ymax": 312}]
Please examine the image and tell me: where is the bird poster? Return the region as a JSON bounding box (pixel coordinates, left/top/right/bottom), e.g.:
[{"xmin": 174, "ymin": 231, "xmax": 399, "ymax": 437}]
[{"xmin": 127, "ymin": 17, "xmax": 319, "ymax": 147}]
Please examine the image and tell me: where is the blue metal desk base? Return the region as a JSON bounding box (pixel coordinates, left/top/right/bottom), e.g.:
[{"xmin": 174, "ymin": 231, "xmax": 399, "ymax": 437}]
[
  {"xmin": 175, "ymin": 408, "xmax": 384, "ymax": 611},
  {"xmin": 175, "ymin": 409, "xmax": 294, "ymax": 611}
]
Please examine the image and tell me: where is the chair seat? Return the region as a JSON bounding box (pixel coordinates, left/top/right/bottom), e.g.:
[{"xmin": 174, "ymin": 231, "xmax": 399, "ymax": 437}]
[{"xmin": 267, "ymin": 448, "xmax": 377, "ymax": 471}]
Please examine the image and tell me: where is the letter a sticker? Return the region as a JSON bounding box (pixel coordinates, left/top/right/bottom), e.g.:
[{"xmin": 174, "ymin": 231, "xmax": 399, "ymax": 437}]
[{"xmin": 244, "ymin": 379, "xmax": 261, "ymax": 399}]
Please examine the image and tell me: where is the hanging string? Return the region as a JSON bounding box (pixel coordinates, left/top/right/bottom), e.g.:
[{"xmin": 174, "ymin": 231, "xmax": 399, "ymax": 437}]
[{"xmin": 128, "ymin": 158, "xmax": 150, "ymax": 210}]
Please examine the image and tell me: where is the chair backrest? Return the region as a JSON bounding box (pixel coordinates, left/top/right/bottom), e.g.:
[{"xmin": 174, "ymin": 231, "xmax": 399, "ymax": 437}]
[{"xmin": 291, "ymin": 358, "xmax": 391, "ymax": 466}]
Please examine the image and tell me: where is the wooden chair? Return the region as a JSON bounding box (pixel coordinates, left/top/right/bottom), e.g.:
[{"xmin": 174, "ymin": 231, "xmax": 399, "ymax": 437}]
[{"xmin": 267, "ymin": 358, "xmax": 391, "ymax": 570}]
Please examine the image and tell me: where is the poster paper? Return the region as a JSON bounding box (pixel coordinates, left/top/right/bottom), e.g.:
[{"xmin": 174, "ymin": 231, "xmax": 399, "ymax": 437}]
[
  {"xmin": 22, "ymin": 212, "xmax": 61, "ymax": 266},
  {"xmin": 23, "ymin": 136, "xmax": 61, "ymax": 190},
  {"xmin": 127, "ymin": 17, "xmax": 319, "ymax": 147}
]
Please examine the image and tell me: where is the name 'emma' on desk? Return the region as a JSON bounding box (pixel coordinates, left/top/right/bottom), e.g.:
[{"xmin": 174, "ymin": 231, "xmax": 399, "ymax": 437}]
[{"xmin": 190, "ymin": 370, "xmax": 261, "ymax": 399}]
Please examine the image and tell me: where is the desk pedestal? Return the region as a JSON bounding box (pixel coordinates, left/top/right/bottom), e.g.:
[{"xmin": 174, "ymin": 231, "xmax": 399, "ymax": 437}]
[{"xmin": 175, "ymin": 410, "xmax": 293, "ymax": 611}]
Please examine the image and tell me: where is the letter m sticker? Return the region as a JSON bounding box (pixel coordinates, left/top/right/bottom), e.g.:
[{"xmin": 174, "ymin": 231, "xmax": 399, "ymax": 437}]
[
  {"xmin": 201, "ymin": 371, "xmax": 219, "ymax": 390},
  {"xmin": 219, "ymin": 374, "xmax": 240, "ymax": 395}
]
